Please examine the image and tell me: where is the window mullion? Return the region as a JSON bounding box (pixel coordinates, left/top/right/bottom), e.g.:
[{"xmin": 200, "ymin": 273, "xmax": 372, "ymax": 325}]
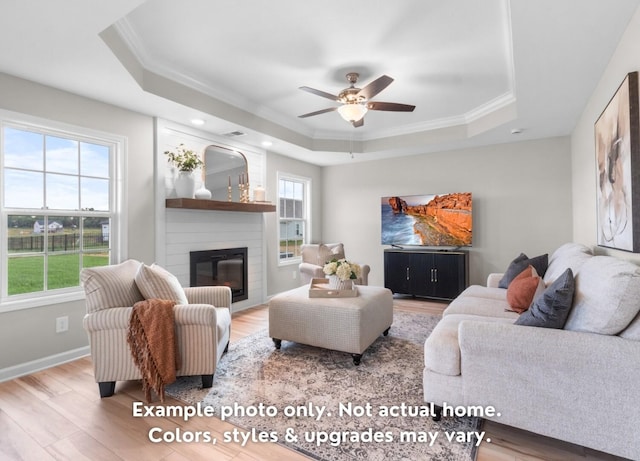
[{"xmin": 43, "ymin": 216, "xmax": 49, "ymax": 292}]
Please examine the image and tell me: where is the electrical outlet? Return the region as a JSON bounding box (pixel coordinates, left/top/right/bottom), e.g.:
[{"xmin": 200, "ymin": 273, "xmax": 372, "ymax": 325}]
[
  {"xmin": 56, "ymin": 316, "xmax": 69, "ymax": 333},
  {"xmin": 292, "ymin": 270, "xmax": 297, "ymax": 280}
]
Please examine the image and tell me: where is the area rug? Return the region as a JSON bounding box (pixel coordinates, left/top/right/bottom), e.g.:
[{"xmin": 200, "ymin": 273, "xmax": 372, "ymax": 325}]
[{"xmin": 166, "ymin": 311, "xmax": 482, "ymax": 461}]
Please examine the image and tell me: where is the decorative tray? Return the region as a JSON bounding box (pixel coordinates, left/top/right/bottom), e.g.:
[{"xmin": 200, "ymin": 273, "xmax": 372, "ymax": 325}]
[{"xmin": 308, "ymin": 278, "xmax": 358, "ymax": 298}]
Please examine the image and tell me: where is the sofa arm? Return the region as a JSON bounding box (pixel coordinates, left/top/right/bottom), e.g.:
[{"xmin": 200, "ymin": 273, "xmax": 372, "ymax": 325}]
[
  {"xmin": 83, "ymin": 304, "xmax": 222, "ymax": 331},
  {"xmin": 486, "ymin": 273, "xmax": 503, "ymax": 288},
  {"xmin": 458, "ymin": 321, "xmax": 640, "ymax": 459},
  {"xmin": 299, "ymin": 262, "xmax": 325, "ymax": 285},
  {"xmin": 174, "ymin": 304, "xmax": 220, "ymax": 326},
  {"xmin": 184, "ymin": 286, "xmax": 232, "ymax": 308},
  {"xmin": 357, "ymin": 264, "xmax": 370, "ymax": 285},
  {"xmin": 83, "ymin": 307, "xmax": 132, "ymax": 331},
  {"xmin": 487, "ymin": 272, "xmax": 504, "ymax": 288}
]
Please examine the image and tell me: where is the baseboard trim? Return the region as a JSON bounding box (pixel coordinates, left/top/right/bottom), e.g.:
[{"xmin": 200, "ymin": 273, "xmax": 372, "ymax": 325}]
[{"xmin": 0, "ymin": 346, "xmax": 90, "ymax": 382}]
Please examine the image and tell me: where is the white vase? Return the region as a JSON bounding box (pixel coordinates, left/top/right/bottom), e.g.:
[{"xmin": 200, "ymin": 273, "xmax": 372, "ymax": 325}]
[
  {"xmin": 328, "ymin": 275, "xmax": 353, "ymax": 290},
  {"xmin": 195, "ymin": 187, "xmax": 212, "ymax": 199},
  {"xmin": 174, "ymin": 171, "xmax": 197, "ymax": 198}
]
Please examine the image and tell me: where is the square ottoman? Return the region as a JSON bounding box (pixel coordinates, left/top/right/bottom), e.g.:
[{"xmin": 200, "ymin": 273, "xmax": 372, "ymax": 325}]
[{"xmin": 268, "ymin": 285, "xmax": 393, "ymax": 365}]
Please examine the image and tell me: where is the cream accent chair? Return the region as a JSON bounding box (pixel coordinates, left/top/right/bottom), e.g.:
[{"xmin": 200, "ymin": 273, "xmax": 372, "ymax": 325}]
[
  {"xmin": 298, "ymin": 243, "xmax": 370, "ymax": 286},
  {"xmin": 81, "ymin": 259, "xmax": 232, "ymax": 398}
]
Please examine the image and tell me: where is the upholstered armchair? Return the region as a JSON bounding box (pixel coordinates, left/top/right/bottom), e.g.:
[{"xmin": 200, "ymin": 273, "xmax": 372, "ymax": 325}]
[
  {"xmin": 81, "ymin": 259, "xmax": 232, "ymax": 398},
  {"xmin": 298, "ymin": 243, "xmax": 370, "ymax": 286}
]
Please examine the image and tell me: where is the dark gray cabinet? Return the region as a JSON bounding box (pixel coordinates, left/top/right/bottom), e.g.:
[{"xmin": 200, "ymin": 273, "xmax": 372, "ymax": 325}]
[{"xmin": 384, "ymin": 249, "xmax": 469, "ymax": 300}]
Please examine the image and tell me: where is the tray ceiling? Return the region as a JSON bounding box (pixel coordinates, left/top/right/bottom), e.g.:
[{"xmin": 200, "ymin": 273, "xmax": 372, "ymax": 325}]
[{"xmin": 1, "ymin": 0, "xmax": 639, "ymax": 164}]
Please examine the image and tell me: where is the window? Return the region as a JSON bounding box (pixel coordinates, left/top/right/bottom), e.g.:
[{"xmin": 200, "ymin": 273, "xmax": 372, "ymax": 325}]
[
  {"xmin": 1, "ymin": 116, "xmax": 121, "ymax": 307},
  {"xmin": 278, "ymin": 174, "xmax": 309, "ymax": 263}
]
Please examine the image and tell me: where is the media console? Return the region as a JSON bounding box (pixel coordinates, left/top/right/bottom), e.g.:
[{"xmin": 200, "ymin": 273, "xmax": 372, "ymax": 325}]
[{"xmin": 383, "ymin": 248, "xmax": 469, "ymax": 301}]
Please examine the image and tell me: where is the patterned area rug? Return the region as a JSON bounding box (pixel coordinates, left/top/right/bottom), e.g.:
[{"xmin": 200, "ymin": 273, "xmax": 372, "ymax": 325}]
[{"xmin": 166, "ymin": 311, "xmax": 482, "ymax": 461}]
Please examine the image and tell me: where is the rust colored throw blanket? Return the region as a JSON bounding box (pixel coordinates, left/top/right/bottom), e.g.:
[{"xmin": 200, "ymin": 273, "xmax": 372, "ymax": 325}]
[{"xmin": 127, "ymin": 299, "xmax": 180, "ymax": 402}]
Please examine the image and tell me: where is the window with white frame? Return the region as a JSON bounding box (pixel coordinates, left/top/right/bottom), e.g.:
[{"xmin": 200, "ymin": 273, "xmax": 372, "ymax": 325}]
[
  {"xmin": 1, "ymin": 116, "xmax": 120, "ymax": 305},
  {"xmin": 278, "ymin": 174, "xmax": 309, "ymax": 263}
]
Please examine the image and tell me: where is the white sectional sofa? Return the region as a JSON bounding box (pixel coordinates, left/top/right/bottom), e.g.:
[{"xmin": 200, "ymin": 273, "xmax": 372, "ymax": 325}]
[{"xmin": 423, "ymin": 243, "xmax": 640, "ymax": 460}]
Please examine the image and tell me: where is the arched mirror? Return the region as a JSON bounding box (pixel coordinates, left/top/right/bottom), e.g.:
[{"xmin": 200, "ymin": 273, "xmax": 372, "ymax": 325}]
[{"xmin": 203, "ymin": 145, "xmax": 248, "ymax": 202}]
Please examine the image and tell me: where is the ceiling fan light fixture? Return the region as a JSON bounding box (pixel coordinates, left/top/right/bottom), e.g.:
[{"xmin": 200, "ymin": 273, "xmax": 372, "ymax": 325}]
[{"xmin": 337, "ymin": 103, "xmax": 368, "ymax": 123}]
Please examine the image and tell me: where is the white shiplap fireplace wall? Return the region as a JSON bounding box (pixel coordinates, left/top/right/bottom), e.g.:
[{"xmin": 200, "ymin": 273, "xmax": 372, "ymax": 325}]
[{"xmin": 154, "ymin": 120, "xmax": 268, "ymax": 312}]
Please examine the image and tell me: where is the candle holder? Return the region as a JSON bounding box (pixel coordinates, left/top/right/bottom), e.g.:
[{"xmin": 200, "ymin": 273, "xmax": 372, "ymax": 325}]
[
  {"xmin": 227, "ymin": 185, "xmax": 233, "ymax": 202},
  {"xmin": 240, "ymin": 182, "xmax": 250, "ymax": 203}
]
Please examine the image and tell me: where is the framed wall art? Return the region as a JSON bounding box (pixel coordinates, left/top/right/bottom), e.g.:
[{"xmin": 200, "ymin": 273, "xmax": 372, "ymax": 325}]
[{"xmin": 595, "ymin": 71, "xmax": 640, "ymax": 252}]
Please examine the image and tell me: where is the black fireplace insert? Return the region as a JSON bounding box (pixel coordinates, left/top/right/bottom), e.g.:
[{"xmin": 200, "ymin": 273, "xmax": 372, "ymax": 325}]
[{"xmin": 190, "ymin": 247, "xmax": 248, "ymax": 303}]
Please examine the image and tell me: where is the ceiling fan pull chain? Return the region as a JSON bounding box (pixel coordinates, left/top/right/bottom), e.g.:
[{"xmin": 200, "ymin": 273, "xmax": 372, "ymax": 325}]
[{"xmin": 349, "ymin": 131, "xmax": 354, "ymax": 159}]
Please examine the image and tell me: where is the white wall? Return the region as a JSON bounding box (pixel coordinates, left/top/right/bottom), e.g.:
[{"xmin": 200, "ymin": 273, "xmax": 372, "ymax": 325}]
[
  {"xmin": 0, "ymin": 73, "xmax": 155, "ymax": 374},
  {"xmin": 571, "ymin": 5, "xmax": 640, "ymax": 264},
  {"xmin": 321, "ymin": 137, "xmax": 573, "ymax": 287}
]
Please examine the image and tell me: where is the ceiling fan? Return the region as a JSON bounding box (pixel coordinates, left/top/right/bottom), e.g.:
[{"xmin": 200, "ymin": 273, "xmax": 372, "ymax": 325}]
[{"xmin": 298, "ymin": 72, "xmax": 416, "ymax": 127}]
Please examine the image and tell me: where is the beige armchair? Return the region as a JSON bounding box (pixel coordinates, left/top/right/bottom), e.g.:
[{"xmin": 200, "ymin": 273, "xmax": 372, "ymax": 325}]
[
  {"xmin": 298, "ymin": 243, "xmax": 370, "ymax": 286},
  {"xmin": 81, "ymin": 259, "xmax": 232, "ymax": 398}
]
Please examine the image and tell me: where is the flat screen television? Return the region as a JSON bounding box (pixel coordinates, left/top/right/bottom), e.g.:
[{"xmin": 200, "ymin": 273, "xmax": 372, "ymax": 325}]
[{"xmin": 381, "ymin": 192, "xmax": 472, "ymax": 247}]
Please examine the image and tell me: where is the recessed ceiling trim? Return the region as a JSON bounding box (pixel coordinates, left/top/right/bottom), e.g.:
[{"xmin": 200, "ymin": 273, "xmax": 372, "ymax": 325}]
[
  {"xmin": 112, "ymin": 19, "xmax": 316, "ymax": 139},
  {"xmin": 110, "ymin": 5, "xmax": 518, "ymax": 147},
  {"xmin": 309, "ymin": 90, "xmax": 516, "ymax": 142}
]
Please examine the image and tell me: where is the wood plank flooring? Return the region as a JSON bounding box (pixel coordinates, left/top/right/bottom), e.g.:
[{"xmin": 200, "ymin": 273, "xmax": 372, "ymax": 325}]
[{"xmin": 0, "ymin": 297, "xmax": 626, "ymax": 461}]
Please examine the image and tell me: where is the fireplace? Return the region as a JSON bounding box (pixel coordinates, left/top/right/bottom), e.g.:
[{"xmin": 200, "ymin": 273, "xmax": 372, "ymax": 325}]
[{"xmin": 190, "ymin": 247, "xmax": 248, "ymax": 303}]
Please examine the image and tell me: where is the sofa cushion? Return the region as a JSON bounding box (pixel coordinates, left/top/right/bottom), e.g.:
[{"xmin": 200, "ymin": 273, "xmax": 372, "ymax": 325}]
[
  {"xmin": 443, "ymin": 295, "xmax": 518, "ymax": 319},
  {"xmin": 543, "ymin": 243, "xmax": 593, "ymax": 285},
  {"xmin": 564, "ymin": 256, "xmax": 640, "ymax": 335},
  {"xmin": 515, "ymin": 268, "xmax": 575, "ymax": 328},
  {"xmin": 499, "ymin": 253, "xmax": 548, "ymax": 288},
  {"xmin": 424, "ymin": 314, "xmax": 515, "ymax": 376},
  {"xmin": 81, "ymin": 259, "xmax": 144, "ymax": 313},
  {"xmin": 135, "ymin": 263, "xmax": 189, "ymax": 304},
  {"xmin": 457, "ymin": 285, "xmax": 507, "ymax": 301},
  {"xmin": 506, "ymin": 266, "xmax": 546, "ymax": 313}
]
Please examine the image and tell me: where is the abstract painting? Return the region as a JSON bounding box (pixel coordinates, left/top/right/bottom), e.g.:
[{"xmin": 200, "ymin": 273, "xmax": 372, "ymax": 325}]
[{"xmin": 595, "ymin": 71, "xmax": 640, "ymax": 252}]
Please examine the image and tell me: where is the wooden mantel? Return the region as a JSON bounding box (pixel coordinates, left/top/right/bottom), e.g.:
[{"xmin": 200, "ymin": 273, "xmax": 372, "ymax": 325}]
[{"xmin": 166, "ymin": 198, "xmax": 276, "ymax": 213}]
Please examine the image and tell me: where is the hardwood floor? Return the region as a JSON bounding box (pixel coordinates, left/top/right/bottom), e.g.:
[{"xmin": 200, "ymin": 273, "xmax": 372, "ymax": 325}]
[{"xmin": 0, "ymin": 298, "xmax": 626, "ymax": 461}]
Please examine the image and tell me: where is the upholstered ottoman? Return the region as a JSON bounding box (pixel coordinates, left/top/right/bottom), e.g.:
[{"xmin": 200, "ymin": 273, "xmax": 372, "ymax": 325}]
[{"xmin": 269, "ymin": 285, "xmax": 393, "ymax": 365}]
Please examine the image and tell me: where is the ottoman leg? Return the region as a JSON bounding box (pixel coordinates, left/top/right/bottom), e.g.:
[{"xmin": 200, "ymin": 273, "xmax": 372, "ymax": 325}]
[
  {"xmin": 383, "ymin": 327, "xmax": 390, "ymax": 336},
  {"xmin": 351, "ymin": 354, "xmax": 362, "ymax": 366},
  {"xmin": 273, "ymin": 338, "xmax": 282, "ymax": 349}
]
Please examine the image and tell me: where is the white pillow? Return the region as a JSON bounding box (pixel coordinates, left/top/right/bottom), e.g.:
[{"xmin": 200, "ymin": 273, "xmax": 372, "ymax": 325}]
[
  {"xmin": 135, "ymin": 263, "xmax": 188, "ymax": 304},
  {"xmin": 318, "ymin": 243, "xmax": 345, "ymax": 265},
  {"xmin": 564, "ymin": 256, "xmax": 640, "ymax": 335},
  {"xmin": 81, "ymin": 259, "xmax": 144, "ymax": 313}
]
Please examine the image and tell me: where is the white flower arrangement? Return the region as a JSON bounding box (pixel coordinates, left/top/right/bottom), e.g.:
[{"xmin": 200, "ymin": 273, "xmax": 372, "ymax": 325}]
[
  {"xmin": 164, "ymin": 144, "xmax": 204, "ymax": 172},
  {"xmin": 323, "ymin": 258, "xmax": 362, "ymax": 281}
]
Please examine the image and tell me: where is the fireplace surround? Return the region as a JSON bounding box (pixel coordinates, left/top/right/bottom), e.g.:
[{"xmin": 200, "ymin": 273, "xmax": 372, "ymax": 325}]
[{"xmin": 190, "ymin": 247, "xmax": 248, "ymax": 303}]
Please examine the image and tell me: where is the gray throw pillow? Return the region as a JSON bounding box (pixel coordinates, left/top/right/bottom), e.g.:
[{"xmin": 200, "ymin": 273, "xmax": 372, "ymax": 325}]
[
  {"xmin": 498, "ymin": 253, "xmax": 549, "ymax": 288},
  {"xmin": 515, "ymin": 268, "xmax": 575, "ymax": 329}
]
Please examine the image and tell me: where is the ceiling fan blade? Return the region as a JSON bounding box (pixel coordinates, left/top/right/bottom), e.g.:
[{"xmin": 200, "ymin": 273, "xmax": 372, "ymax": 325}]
[
  {"xmin": 299, "ymin": 86, "xmax": 339, "ymax": 101},
  {"xmin": 367, "ymin": 101, "xmax": 416, "ymax": 112},
  {"xmin": 298, "ymin": 107, "xmax": 338, "ymax": 118},
  {"xmin": 357, "ymin": 75, "xmax": 394, "ymax": 100},
  {"xmin": 352, "ymin": 118, "xmax": 364, "ymax": 128}
]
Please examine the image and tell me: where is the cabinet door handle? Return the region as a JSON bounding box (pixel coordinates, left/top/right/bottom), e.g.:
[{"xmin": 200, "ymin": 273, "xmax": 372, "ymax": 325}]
[
  {"xmin": 406, "ymin": 267, "xmax": 410, "ymax": 280},
  {"xmin": 434, "ymin": 268, "xmax": 438, "ymax": 283},
  {"xmin": 430, "ymin": 268, "xmax": 434, "ymax": 282}
]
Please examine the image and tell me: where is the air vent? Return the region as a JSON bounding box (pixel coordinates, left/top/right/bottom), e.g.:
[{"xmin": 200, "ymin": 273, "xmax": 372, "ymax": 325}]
[{"xmin": 224, "ymin": 130, "xmax": 247, "ymax": 137}]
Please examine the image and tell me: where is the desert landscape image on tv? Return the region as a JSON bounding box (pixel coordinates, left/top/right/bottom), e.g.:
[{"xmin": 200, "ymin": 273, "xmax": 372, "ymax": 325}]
[{"xmin": 381, "ymin": 192, "xmax": 472, "ymax": 246}]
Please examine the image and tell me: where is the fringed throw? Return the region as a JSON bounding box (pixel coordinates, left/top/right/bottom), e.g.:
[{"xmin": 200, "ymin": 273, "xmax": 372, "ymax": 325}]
[{"xmin": 127, "ymin": 298, "xmax": 180, "ymax": 402}]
